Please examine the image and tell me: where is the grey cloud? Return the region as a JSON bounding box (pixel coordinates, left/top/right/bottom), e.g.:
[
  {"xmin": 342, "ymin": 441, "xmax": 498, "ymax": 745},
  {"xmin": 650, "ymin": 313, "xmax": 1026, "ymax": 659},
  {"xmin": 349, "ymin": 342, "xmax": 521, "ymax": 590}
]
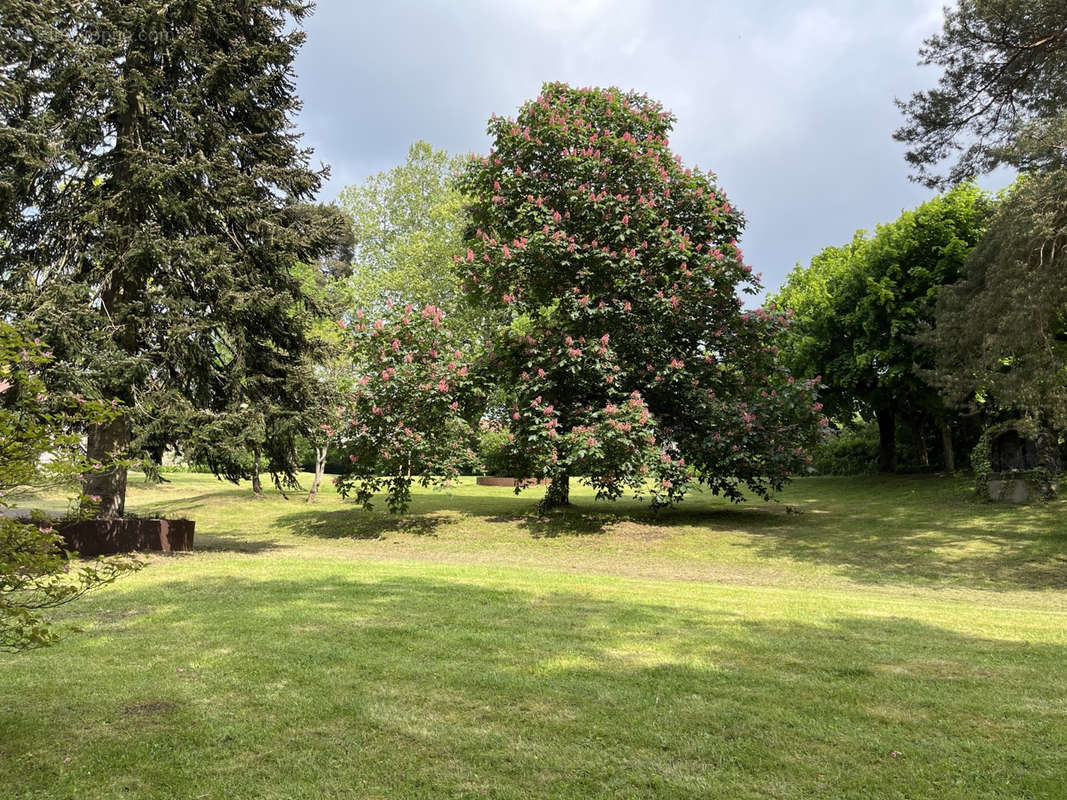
[{"xmin": 294, "ymin": 0, "xmax": 994, "ymax": 300}]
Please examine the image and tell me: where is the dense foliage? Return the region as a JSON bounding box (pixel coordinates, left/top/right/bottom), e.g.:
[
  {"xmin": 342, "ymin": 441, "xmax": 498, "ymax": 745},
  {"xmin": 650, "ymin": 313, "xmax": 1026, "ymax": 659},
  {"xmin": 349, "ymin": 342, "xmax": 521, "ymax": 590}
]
[
  {"xmin": 770, "ymin": 235, "xmax": 866, "ymax": 427},
  {"xmin": 457, "ymin": 82, "xmax": 824, "ymax": 507},
  {"xmin": 897, "ymin": 1, "xmax": 1067, "ymax": 433},
  {"xmin": 0, "ymin": 0, "xmax": 343, "ymax": 516},
  {"xmin": 774, "ymin": 185, "xmax": 990, "ymax": 471},
  {"xmin": 337, "ymin": 141, "xmax": 474, "ymax": 336},
  {"xmin": 933, "ymin": 171, "xmax": 1067, "ymax": 428},
  {"xmin": 809, "ymin": 423, "xmax": 881, "ymax": 476},
  {"xmin": 334, "ymin": 303, "xmax": 483, "ymax": 512}
]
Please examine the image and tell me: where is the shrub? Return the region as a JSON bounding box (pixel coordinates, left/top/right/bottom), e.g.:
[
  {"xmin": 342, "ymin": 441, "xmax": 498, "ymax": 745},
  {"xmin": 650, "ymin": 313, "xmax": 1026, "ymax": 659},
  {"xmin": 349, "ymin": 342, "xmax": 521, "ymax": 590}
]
[
  {"xmin": 477, "ymin": 426, "xmax": 513, "ymax": 476},
  {"xmin": 1, "ymin": 323, "xmax": 140, "ymax": 651},
  {"xmin": 811, "ymin": 424, "xmax": 880, "ymax": 475}
]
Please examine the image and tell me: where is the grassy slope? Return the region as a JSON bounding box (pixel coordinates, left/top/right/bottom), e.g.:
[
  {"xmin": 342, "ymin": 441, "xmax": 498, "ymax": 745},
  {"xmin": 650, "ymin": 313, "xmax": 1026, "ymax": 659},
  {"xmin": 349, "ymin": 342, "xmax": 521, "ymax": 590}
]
[{"xmin": 1, "ymin": 473, "xmax": 1065, "ymax": 799}]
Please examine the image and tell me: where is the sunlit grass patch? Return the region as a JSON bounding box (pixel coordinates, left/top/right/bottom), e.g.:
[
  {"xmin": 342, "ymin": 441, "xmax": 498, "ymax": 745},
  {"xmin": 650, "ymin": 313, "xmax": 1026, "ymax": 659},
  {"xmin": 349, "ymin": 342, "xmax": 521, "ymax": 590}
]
[{"xmin": 3, "ymin": 472, "xmax": 1066, "ymax": 798}]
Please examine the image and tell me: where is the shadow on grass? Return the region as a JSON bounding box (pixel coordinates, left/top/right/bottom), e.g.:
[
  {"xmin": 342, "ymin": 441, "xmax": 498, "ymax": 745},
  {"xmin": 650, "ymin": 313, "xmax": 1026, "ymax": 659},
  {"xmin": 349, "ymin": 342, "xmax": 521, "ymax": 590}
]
[
  {"xmin": 192, "ymin": 533, "xmax": 286, "ymax": 554},
  {"xmin": 129, "ymin": 488, "xmax": 271, "ymax": 519},
  {"xmin": 510, "ymin": 502, "xmax": 796, "ymax": 539},
  {"xmin": 734, "ymin": 475, "xmax": 1067, "ymax": 590},
  {"xmin": 145, "ymin": 473, "xmax": 1067, "ymax": 592},
  {"xmin": 277, "ymin": 484, "xmax": 794, "ymax": 542},
  {"xmin": 485, "ymin": 508, "xmax": 618, "ymax": 538},
  {"xmin": 275, "ymin": 506, "xmax": 457, "ymax": 540},
  {"xmin": 3, "ymin": 572, "xmax": 1065, "ymax": 798}
]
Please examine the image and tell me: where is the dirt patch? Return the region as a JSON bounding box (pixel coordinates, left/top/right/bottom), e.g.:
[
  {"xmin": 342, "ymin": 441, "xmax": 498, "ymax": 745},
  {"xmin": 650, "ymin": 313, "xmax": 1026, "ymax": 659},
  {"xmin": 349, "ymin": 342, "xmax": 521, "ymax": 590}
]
[
  {"xmin": 121, "ymin": 700, "xmax": 177, "ymax": 715},
  {"xmin": 606, "ymin": 521, "xmax": 671, "ymax": 542},
  {"xmin": 476, "ymin": 477, "xmax": 550, "ymax": 487},
  {"xmin": 96, "ymin": 608, "xmax": 145, "ymax": 624}
]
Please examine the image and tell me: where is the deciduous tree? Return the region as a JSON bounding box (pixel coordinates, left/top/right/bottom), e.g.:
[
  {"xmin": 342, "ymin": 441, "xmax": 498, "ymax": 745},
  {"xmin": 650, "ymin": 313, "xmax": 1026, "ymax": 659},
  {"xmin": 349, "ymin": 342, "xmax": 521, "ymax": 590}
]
[
  {"xmin": 337, "ymin": 141, "xmax": 475, "ymax": 337},
  {"xmin": 774, "ymin": 185, "xmax": 990, "ymax": 471},
  {"xmin": 457, "ymin": 83, "xmax": 823, "ymax": 508},
  {"xmin": 334, "ymin": 303, "xmax": 482, "ymax": 512}
]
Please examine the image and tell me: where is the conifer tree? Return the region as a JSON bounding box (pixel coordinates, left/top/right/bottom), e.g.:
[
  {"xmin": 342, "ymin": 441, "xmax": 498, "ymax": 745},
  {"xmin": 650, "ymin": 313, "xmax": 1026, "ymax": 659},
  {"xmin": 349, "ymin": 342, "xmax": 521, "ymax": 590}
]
[
  {"xmin": 896, "ymin": 1, "xmax": 1067, "ymax": 428},
  {"xmin": 0, "ymin": 0, "xmax": 340, "ymax": 516},
  {"xmin": 895, "ymin": 0, "xmax": 1067, "ymax": 187}
]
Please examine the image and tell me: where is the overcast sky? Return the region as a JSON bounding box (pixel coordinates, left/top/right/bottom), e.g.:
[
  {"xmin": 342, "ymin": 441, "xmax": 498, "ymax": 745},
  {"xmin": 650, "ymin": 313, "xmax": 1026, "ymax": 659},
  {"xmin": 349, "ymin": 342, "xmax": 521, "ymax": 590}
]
[{"xmin": 292, "ymin": 0, "xmax": 1000, "ymax": 301}]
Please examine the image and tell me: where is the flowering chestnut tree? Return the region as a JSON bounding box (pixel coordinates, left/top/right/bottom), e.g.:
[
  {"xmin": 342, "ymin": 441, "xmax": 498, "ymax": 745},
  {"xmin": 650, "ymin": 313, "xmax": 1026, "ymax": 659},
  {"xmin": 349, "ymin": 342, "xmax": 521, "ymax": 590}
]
[
  {"xmin": 333, "ymin": 303, "xmax": 482, "ymax": 512},
  {"xmin": 458, "ymin": 82, "xmax": 825, "ymax": 508}
]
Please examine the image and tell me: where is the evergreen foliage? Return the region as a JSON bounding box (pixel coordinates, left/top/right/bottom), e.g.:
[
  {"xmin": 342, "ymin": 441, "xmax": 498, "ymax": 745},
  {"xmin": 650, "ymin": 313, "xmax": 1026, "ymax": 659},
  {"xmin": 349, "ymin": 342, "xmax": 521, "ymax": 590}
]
[
  {"xmin": 895, "ymin": 0, "xmax": 1067, "ymax": 186},
  {"xmin": 0, "ymin": 1, "xmax": 343, "ymax": 515},
  {"xmin": 933, "ymin": 172, "xmax": 1067, "ymax": 427}
]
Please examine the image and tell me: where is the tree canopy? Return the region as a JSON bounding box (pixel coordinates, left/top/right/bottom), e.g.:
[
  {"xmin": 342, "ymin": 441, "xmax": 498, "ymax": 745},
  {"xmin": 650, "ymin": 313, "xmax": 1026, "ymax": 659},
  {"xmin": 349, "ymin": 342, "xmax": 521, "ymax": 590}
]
[
  {"xmin": 334, "ymin": 303, "xmax": 483, "ymax": 512},
  {"xmin": 933, "ymin": 171, "xmax": 1067, "ymax": 428},
  {"xmin": 337, "ymin": 141, "xmax": 473, "ymax": 336},
  {"xmin": 0, "ymin": 0, "xmax": 344, "ymax": 515},
  {"xmin": 897, "ymin": 1, "xmax": 1067, "ymax": 432},
  {"xmin": 773, "ymin": 185, "xmax": 991, "ymax": 470},
  {"xmin": 895, "ymin": 0, "xmax": 1067, "ymax": 187},
  {"xmin": 456, "ymin": 82, "xmax": 823, "ymax": 508}
]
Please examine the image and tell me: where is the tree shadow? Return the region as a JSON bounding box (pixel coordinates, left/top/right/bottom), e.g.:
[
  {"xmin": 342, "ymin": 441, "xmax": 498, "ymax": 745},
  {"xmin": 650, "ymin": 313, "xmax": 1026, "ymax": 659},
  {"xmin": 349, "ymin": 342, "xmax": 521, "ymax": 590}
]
[
  {"xmin": 191, "ymin": 533, "xmax": 286, "ymax": 554},
  {"xmin": 274, "ymin": 506, "xmax": 460, "ymax": 540},
  {"xmin": 503, "ymin": 496, "xmax": 796, "ymax": 539},
  {"xmin": 732, "ymin": 477, "xmax": 1067, "ymax": 590},
  {"xmin": 143, "ymin": 473, "xmax": 1067, "ymax": 592},
  {"xmin": 279, "ymin": 486, "xmax": 795, "ymax": 542},
  {"xmin": 485, "ymin": 508, "xmax": 616, "ymax": 538},
  {"xmin": 127, "ymin": 488, "xmax": 270, "ymax": 518},
  {"xmin": 4, "ymin": 572, "xmax": 1065, "ymax": 798}
]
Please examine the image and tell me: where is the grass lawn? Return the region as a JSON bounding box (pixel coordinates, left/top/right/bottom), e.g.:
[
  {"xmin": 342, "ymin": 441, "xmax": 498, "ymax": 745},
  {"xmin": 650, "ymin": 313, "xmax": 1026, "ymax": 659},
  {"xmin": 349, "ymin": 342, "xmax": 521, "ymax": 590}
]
[{"xmin": 2, "ymin": 472, "xmax": 1066, "ymax": 799}]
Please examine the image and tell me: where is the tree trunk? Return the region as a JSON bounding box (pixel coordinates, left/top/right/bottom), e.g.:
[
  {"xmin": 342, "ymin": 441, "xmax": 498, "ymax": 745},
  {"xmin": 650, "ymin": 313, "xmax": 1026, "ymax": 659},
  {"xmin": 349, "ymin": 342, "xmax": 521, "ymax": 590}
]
[
  {"xmin": 84, "ymin": 415, "xmax": 129, "ymax": 518},
  {"xmin": 876, "ymin": 407, "xmax": 897, "ymax": 473},
  {"xmin": 251, "ymin": 447, "xmax": 263, "ymax": 496},
  {"xmin": 83, "ymin": 47, "xmax": 141, "ymax": 519},
  {"xmin": 912, "ymin": 415, "xmax": 929, "ymax": 467},
  {"xmin": 145, "ymin": 441, "xmax": 170, "ymax": 483},
  {"xmin": 541, "ymin": 473, "xmax": 570, "ymax": 510},
  {"xmin": 941, "ymin": 423, "xmax": 955, "ymax": 474},
  {"xmin": 306, "ymin": 445, "xmax": 327, "ymax": 502}
]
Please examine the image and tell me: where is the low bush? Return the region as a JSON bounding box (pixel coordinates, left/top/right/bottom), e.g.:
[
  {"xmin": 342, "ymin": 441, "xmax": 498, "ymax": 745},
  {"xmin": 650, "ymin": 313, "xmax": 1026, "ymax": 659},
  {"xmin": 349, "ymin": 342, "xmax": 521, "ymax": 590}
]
[
  {"xmin": 811, "ymin": 424, "xmax": 880, "ymax": 475},
  {"xmin": 478, "ymin": 427, "xmax": 512, "ymax": 477}
]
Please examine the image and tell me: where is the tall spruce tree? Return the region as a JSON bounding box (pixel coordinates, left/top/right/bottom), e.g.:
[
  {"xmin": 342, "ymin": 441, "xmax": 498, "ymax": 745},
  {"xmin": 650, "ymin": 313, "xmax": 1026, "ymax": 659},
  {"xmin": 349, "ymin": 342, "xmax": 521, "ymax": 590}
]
[{"xmin": 0, "ymin": 1, "xmax": 339, "ymax": 516}]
